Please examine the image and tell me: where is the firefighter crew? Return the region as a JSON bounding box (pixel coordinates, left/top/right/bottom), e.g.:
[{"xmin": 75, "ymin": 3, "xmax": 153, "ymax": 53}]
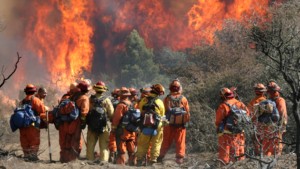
[
  {"xmin": 19, "ymin": 84, "xmax": 46, "ymax": 161},
  {"xmin": 111, "ymin": 87, "xmax": 136, "ymax": 165},
  {"xmin": 108, "ymin": 88, "xmax": 120, "ymax": 163},
  {"xmin": 247, "ymin": 83, "xmax": 267, "ymax": 155},
  {"xmin": 135, "ymin": 84, "xmax": 165, "ymax": 166},
  {"xmin": 158, "ymin": 79, "xmax": 190, "ymax": 164},
  {"xmin": 59, "ymin": 81, "xmax": 90, "ymax": 162},
  {"xmin": 215, "ymin": 87, "xmax": 249, "ymax": 165},
  {"xmin": 266, "ymin": 81, "xmax": 287, "ymax": 156},
  {"xmin": 86, "ymin": 81, "xmax": 114, "ymax": 162}
]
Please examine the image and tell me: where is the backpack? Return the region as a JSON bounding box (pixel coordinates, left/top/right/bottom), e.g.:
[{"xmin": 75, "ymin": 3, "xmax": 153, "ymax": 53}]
[
  {"xmin": 120, "ymin": 102, "xmax": 141, "ymax": 132},
  {"xmin": 10, "ymin": 96, "xmax": 40, "ymax": 132},
  {"xmin": 166, "ymin": 95, "xmax": 187, "ymax": 126},
  {"xmin": 141, "ymin": 97, "xmax": 160, "ymax": 130},
  {"xmin": 52, "ymin": 96, "xmax": 80, "ymax": 130},
  {"xmin": 224, "ymin": 102, "xmax": 250, "ymax": 134},
  {"xmin": 86, "ymin": 95, "xmax": 107, "ymax": 133},
  {"xmin": 254, "ymin": 99, "xmax": 280, "ymax": 124}
]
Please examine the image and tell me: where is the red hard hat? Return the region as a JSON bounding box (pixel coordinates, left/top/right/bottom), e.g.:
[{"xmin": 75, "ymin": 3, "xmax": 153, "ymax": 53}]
[
  {"xmin": 151, "ymin": 84, "xmax": 165, "ymax": 95},
  {"xmin": 129, "ymin": 87, "xmax": 138, "ymax": 96},
  {"xmin": 169, "ymin": 79, "xmax": 181, "ymax": 93},
  {"xmin": 77, "ymin": 81, "xmax": 90, "ymax": 93},
  {"xmin": 24, "ymin": 84, "xmax": 37, "ymax": 93},
  {"xmin": 254, "ymin": 83, "xmax": 267, "ymax": 92},
  {"xmin": 119, "ymin": 87, "xmax": 131, "ymax": 96},
  {"xmin": 111, "ymin": 88, "xmax": 120, "ymax": 96},
  {"xmin": 267, "ymin": 82, "xmax": 281, "ymax": 92},
  {"xmin": 93, "ymin": 81, "xmax": 107, "ymax": 92},
  {"xmin": 220, "ymin": 87, "xmax": 234, "ymax": 98}
]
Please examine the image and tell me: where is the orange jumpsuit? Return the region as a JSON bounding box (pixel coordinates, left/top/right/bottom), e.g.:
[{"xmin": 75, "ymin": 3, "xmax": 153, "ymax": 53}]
[
  {"xmin": 19, "ymin": 95, "xmax": 46, "ymax": 159},
  {"xmin": 59, "ymin": 93, "xmax": 89, "ymax": 162},
  {"xmin": 159, "ymin": 94, "xmax": 190, "ymax": 160},
  {"xmin": 261, "ymin": 92, "xmax": 287, "ymax": 156},
  {"xmin": 108, "ymin": 97, "xmax": 120, "ymax": 162},
  {"xmin": 112, "ymin": 99, "xmax": 136, "ymax": 165},
  {"xmin": 247, "ymin": 95, "xmax": 266, "ymax": 155},
  {"xmin": 215, "ymin": 98, "xmax": 249, "ymax": 164}
]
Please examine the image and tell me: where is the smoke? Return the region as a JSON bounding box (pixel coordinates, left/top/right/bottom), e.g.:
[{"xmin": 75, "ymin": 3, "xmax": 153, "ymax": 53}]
[
  {"xmin": 0, "ymin": 0, "xmax": 279, "ymax": 99},
  {"xmin": 0, "ymin": 0, "xmax": 50, "ymax": 98}
]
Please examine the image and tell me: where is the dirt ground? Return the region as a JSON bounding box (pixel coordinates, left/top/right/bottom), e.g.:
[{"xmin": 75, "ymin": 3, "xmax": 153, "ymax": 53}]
[{"xmin": 0, "ymin": 123, "xmax": 297, "ymax": 169}]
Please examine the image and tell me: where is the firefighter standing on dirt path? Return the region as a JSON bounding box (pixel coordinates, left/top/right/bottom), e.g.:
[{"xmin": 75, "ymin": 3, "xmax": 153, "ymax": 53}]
[
  {"xmin": 266, "ymin": 81, "xmax": 287, "ymax": 156},
  {"xmin": 112, "ymin": 87, "xmax": 136, "ymax": 165},
  {"xmin": 247, "ymin": 83, "xmax": 267, "ymax": 155},
  {"xmin": 108, "ymin": 88, "xmax": 120, "ymax": 163},
  {"xmin": 137, "ymin": 87, "xmax": 152, "ymax": 160},
  {"xmin": 158, "ymin": 79, "xmax": 190, "ymax": 164},
  {"xmin": 20, "ymin": 84, "xmax": 46, "ymax": 161},
  {"xmin": 58, "ymin": 81, "xmax": 90, "ymax": 163},
  {"xmin": 86, "ymin": 81, "xmax": 114, "ymax": 162},
  {"xmin": 135, "ymin": 84, "xmax": 165, "ymax": 166},
  {"xmin": 215, "ymin": 87, "xmax": 249, "ymax": 165}
]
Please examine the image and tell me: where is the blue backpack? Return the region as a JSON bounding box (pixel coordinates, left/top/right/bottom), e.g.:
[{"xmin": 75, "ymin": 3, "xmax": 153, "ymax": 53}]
[
  {"xmin": 166, "ymin": 95, "xmax": 187, "ymax": 126},
  {"xmin": 121, "ymin": 102, "xmax": 141, "ymax": 132},
  {"xmin": 140, "ymin": 97, "xmax": 161, "ymax": 136},
  {"xmin": 224, "ymin": 102, "xmax": 250, "ymax": 134},
  {"xmin": 256, "ymin": 99, "xmax": 280, "ymax": 124},
  {"xmin": 10, "ymin": 97, "xmax": 40, "ymax": 132},
  {"xmin": 52, "ymin": 98, "xmax": 80, "ymax": 129}
]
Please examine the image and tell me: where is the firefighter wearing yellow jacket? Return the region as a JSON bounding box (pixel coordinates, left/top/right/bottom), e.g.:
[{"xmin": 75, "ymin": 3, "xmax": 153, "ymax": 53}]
[
  {"xmin": 86, "ymin": 81, "xmax": 114, "ymax": 161},
  {"xmin": 135, "ymin": 84, "xmax": 165, "ymax": 166}
]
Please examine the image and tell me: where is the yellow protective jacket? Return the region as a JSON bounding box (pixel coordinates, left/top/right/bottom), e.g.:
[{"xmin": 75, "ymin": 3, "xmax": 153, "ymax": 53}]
[
  {"xmin": 89, "ymin": 94, "xmax": 114, "ymax": 132},
  {"xmin": 136, "ymin": 93, "xmax": 165, "ymax": 162}
]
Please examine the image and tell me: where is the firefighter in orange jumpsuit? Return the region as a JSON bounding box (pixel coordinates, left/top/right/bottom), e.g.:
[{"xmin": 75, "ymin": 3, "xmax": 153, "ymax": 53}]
[
  {"xmin": 20, "ymin": 84, "xmax": 46, "ymax": 161},
  {"xmin": 129, "ymin": 87, "xmax": 139, "ymax": 108},
  {"xmin": 108, "ymin": 88, "xmax": 120, "ymax": 163},
  {"xmin": 112, "ymin": 87, "xmax": 136, "ymax": 165},
  {"xmin": 215, "ymin": 87, "xmax": 249, "ymax": 165},
  {"xmin": 158, "ymin": 79, "xmax": 190, "ymax": 164},
  {"xmin": 264, "ymin": 81, "xmax": 287, "ymax": 156},
  {"xmin": 247, "ymin": 83, "xmax": 267, "ymax": 155},
  {"xmin": 59, "ymin": 81, "xmax": 90, "ymax": 163}
]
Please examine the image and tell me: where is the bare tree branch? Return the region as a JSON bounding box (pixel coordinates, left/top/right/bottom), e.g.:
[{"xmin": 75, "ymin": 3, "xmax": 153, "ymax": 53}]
[{"xmin": 0, "ymin": 52, "xmax": 22, "ymax": 88}]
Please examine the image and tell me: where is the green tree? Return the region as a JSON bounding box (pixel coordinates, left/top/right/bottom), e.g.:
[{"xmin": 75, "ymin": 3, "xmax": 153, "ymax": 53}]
[{"xmin": 116, "ymin": 29, "xmax": 168, "ymax": 87}]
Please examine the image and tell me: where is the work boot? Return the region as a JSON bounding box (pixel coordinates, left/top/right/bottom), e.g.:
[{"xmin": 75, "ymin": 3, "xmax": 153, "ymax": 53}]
[
  {"xmin": 157, "ymin": 155, "xmax": 164, "ymax": 163},
  {"xmin": 175, "ymin": 157, "xmax": 184, "ymax": 164},
  {"xmin": 128, "ymin": 153, "xmax": 137, "ymax": 166},
  {"xmin": 28, "ymin": 154, "xmax": 39, "ymax": 162},
  {"xmin": 108, "ymin": 152, "xmax": 116, "ymax": 163},
  {"xmin": 136, "ymin": 158, "xmax": 146, "ymax": 166}
]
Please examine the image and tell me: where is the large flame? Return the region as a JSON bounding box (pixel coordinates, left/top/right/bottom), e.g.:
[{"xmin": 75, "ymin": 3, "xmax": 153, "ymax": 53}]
[
  {"xmin": 21, "ymin": 0, "xmax": 278, "ymax": 89},
  {"xmin": 188, "ymin": 0, "xmax": 271, "ymax": 43},
  {"xmin": 25, "ymin": 0, "xmax": 95, "ymax": 89}
]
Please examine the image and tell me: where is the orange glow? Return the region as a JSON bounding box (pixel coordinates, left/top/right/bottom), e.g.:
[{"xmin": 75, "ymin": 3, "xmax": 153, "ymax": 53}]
[
  {"xmin": 21, "ymin": 0, "xmax": 278, "ymax": 90},
  {"xmin": 25, "ymin": 0, "xmax": 95, "ymax": 89},
  {"xmin": 188, "ymin": 0, "xmax": 270, "ymax": 43}
]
